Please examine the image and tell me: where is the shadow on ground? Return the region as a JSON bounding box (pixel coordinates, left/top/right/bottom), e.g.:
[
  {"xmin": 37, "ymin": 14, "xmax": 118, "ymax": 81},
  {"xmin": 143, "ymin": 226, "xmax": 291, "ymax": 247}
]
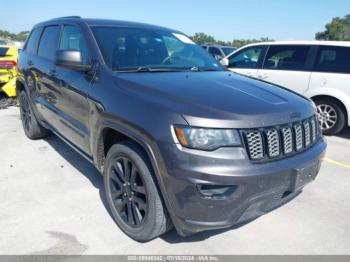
[
  {"xmin": 336, "ymin": 127, "xmax": 350, "ymax": 139},
  {"xmin": 43, "ymin": 134, "xmax": 303, "ymax": 244},
  {"xmin": 43, "ymin": 136, "xmax": 112, "ymax": 219}
]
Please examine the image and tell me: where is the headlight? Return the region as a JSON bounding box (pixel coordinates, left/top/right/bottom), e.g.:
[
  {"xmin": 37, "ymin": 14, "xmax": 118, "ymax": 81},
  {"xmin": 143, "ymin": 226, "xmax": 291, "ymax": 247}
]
[{"xmin": 174, "ymin": 125, "xmax": 241, "ymax": 151}]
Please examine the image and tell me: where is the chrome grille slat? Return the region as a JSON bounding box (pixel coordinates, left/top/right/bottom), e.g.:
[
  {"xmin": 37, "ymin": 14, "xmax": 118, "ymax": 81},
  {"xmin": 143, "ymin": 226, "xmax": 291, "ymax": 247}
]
[
  {"xmin": 310, "ymin": 118, "xmax": 317, "ymax": 143},
  {"xmin": 266, "ymin": 129, "xmax": 280, "ymax": 157},
  {"xmin": 281, "ymin": 127, "xmax": 293, "ymax": 154},
  {"xmin": 244, "ymin": 116, "xmax": 319, "ymax": 161},
  {"xmin": 245, "ymin": 131, "xmax": 264, "ymax": 160},
  {"xmin": 303, "ymin": 121, "xmax": 311, "ymax": 147},
  {"xmin": 294, "ymin": 124, "xmax": 303, "ymax": 151}
]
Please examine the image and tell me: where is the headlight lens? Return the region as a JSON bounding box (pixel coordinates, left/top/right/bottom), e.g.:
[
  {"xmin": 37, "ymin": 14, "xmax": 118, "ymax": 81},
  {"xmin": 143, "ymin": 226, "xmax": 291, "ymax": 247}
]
[{"xmin": 174, "ymin": 125, "xmax": 241, "ymax": 150}]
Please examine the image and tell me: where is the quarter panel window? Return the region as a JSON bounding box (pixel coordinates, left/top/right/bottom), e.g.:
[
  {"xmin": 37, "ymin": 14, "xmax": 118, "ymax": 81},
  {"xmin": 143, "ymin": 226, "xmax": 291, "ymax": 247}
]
[
  {"xmin": 25, "ymin": 28, "xmax": 42, "ymax": 54},
  {"xmin": 314, "ymin": 46, "xmax": 350, "ymax": 73},
  {"xmin": 38, "ymin": 26, "xmax": 60, "ymax": 61},
  {"xmin": 263, "ymin": 45, "xmax": 310, "ymax": 71},
  {"xmin": 59, "ymin": 25, "xmax": 90, "ymax": 64},
  {"xmin": 228, "ymin": 46, "xmax": 263, "ymax": 69}
]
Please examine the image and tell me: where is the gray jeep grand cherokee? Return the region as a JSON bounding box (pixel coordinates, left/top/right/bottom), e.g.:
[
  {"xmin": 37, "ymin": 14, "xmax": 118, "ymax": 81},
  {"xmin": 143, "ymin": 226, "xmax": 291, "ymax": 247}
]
[{"xmin": 17, "ymin": 17, "xmax": 326, "ymax": 241}]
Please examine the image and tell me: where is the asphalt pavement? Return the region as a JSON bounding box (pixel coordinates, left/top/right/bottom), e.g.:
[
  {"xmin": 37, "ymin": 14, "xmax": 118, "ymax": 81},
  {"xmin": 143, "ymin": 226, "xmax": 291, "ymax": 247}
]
[{"xmin": 0, "ymin": 106, "xmax": 349, "ymax": 255}]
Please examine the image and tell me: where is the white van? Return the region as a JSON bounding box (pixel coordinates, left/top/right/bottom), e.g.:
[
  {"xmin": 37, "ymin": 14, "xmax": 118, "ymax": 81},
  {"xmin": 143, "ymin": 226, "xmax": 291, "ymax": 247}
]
[{"xmin": 222, "ymin": 41, "xmax": 350, "ymax": 135}]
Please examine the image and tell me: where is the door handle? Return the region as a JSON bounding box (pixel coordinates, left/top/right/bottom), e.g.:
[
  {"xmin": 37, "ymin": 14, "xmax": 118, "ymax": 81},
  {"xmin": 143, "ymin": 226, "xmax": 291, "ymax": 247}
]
[{"xmin": 258, "ymin": 73, "xmax": 268, "ymax": 80}]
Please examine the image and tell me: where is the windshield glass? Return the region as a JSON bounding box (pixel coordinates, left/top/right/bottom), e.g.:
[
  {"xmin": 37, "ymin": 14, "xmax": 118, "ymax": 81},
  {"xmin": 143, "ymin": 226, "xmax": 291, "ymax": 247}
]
[
  {"xmin": 222, "ymin": 47, "xmax": 236, "ymax": 56},
  {"xmin": 91, "ymin": 26, "xmax": 223, "ymax": 72}
]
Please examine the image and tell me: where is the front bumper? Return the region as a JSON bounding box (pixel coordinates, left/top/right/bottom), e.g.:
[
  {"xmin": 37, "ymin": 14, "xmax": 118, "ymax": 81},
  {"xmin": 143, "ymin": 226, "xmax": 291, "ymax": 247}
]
[{"xmin": 157, "ymin": 138, "xmax": 327, "ymax": 236}]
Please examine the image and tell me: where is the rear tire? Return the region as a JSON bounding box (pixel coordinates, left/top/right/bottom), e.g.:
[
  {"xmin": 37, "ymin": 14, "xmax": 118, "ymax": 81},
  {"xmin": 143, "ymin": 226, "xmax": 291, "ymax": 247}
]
[
  {"xmin": 103, "ymin": 140, "xmax": 172, "ymax": 242},
  {"xmin": 314, "ymin": 98, "xmax": 346, "ymax": 136},
  {"xmin": 19, "ymin": 90, "xmax": 49, "ymax": 139}
]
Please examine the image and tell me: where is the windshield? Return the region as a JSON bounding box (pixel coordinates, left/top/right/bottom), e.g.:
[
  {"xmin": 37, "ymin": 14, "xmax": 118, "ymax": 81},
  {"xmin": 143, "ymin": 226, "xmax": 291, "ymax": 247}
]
[
  {"xmin": 0, "ymin": 47, "xmax": 9, "ymax": 57},
  {"xmin": 222, "ymin": 47, "xmax": 236, "ymax": 56},
  {"xmin": 91, "ymin": 26, "xmax": 223, "ymax": 72}
]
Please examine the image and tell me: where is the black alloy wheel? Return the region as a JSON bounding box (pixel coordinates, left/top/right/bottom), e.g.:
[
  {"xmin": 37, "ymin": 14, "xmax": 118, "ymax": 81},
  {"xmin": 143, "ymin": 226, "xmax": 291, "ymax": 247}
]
[{"xmin": 107, "ymin": 156, "xmax": 148, "ymax": 227}]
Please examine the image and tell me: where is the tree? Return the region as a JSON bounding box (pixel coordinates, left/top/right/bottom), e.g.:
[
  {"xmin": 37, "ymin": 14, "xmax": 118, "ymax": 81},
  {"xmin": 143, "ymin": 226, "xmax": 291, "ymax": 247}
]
[
  {"xmin": 190, "ymin": 32, "xmax": 273, "ymax": 48},
  {"xmin": 315, "ymin": 14, "xmax": 350, "ymax": 41},
  {"xmin": 190, "ymin": 32, "xmax": 216, "ymax": 45},
  {"xmin": 0, "ymin": 29, "xmax": 29, "ymax": 42}
]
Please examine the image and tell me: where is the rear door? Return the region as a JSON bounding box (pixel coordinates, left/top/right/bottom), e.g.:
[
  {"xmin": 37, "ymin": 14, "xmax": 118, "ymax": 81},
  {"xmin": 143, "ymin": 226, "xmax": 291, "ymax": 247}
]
[
  {"xmin": 227, "ymin": 45, "xmax": 265, "ymax": 78},
  {"xmin": 33, "ymin": 25, "xmax": 62, "ymax": 129},
  {"xmin": 309, "ymin": 45, "xmax": 350, "ymax": 96},
  {"xmin": 17, "ymin": 27, "xmax": 43, "ymax": 116},
  {"xmin": 257, "ymin": 45, "xmax": 313, "ymax": 94}
]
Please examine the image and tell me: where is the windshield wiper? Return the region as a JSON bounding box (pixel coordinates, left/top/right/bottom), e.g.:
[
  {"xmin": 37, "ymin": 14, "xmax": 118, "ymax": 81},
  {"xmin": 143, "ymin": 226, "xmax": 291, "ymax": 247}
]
[
  {"xmin": 189, "ymin": 67, "xmax": 218, "ymax": 72},
  {"xmin": 115, "ymin": 66, "xmax": 186, "ymax": 73}
]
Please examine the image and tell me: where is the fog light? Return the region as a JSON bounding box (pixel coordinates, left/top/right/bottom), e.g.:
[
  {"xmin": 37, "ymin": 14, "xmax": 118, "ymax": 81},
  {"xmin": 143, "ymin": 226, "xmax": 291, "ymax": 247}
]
[{"xmin": 197, "ymin": 184, "xmax": 237, "ymax": 199}]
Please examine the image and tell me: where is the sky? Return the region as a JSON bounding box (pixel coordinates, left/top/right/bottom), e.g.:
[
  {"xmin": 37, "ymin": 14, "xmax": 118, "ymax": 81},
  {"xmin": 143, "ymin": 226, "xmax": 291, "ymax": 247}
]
[{"xmin": 1, "ymin": 0, "xmax": 350, "ymax": 41}]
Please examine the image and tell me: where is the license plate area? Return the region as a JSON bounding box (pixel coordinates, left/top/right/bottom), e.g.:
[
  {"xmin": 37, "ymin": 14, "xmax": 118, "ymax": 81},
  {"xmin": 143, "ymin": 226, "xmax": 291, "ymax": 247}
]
[{"xmin": 292, "ymin": 160, "xmax": 320, "ymax": 191}]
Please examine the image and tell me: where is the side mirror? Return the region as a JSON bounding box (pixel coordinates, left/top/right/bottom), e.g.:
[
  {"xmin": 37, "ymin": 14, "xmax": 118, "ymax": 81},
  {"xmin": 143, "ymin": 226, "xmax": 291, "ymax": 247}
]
[
  {"xmin": 220, "ymin": 58, "xmax": 229, "ymax": 67},
  {"xmin": 55, "ymin": 50, "xmax": 91, "ymax": 71}
]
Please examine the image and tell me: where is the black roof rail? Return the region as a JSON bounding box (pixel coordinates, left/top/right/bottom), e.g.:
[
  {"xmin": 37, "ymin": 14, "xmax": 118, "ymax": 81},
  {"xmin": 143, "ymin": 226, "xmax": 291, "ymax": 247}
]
[{"xmin": 51, "ymin": 16, "xmax": 82, "ymax": 20}]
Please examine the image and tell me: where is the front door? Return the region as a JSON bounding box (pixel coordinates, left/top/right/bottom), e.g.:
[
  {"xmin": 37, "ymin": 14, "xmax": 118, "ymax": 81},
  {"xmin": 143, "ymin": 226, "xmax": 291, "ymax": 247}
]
[
  {"xmin": 53, "ymin": 25, "xmax": 93, "ymax": 154},
  {"xmin": 227, "ymin": 45, "xmax": 265, "ymax": 78}
]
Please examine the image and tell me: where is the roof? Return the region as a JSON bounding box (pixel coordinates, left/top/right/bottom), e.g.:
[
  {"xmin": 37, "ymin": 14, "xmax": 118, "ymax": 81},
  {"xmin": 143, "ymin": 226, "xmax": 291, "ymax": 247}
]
[
  {"xmin": 242, "ymin": 40, "xmax": 350, "ymax": 48},
  {"xmin": 201, "ymin": 43, "xmax": 236, "ymax": 48},
  {"xmin": 34, "ymin": 17, "xmax": 182, "ymax": 34}
]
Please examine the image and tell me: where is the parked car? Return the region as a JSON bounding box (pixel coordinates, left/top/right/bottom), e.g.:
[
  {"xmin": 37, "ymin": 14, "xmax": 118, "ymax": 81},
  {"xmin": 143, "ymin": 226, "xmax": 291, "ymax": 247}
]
[
  {"xmin": 17, "ymin": 17, "xmax": 326, "ymax": 241},
  {"xmin": 221, "ymin": 41, "xmax": 350, "ymax": 135},
  {"xmin": 0, "ymin": 45, "xmax": 18, "ymax": 98},
  {"xmin": 201, "ymin": 44, "xmax": 236, "ymax": 60}
]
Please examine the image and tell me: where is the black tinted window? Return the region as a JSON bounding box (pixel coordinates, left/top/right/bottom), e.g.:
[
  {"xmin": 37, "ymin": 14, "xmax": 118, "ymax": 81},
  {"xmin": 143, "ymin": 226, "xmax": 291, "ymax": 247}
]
[
  {"xmin": 38, "ymin": 26, "xmax": 60, "ymax": 61},
  {"xmin": 25, "ymin": 28, "xmax": 42, "ymax": 54},
  {"xmin": 59, "ymin": 25, "xmax": 89, "ymax": 64},
  {"xmin": 314, "ymin": 46, "xmax": 350, "ymax": 73},
  {"xmin": 0, "ymin": 47, "xmax": 9, "ymax": 56},
  {"xmin": 228, "ymin": 46, "xmax": 263, "ymax": 69},
  {"xmin": 208, "ymin": 47, "xmax": 222, "ymax": 56},
  {"xmin": 263, "ymin": 45, "xmax": 310, "ymax": 71},
  {"xmin": 222, "ymin": 47, "xmax": 236, "ymax": 56}
]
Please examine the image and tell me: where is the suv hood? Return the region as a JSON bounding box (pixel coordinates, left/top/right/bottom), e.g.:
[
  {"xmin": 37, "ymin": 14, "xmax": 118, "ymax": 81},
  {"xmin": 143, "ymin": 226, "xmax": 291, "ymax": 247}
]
[{"xmin": 114, "ymin": 71, "xmax": 315, "ymax": 128}]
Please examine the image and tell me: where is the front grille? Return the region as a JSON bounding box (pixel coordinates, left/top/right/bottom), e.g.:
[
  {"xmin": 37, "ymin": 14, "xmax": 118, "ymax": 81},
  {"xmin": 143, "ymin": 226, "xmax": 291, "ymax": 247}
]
[{"xmin": 243, "ymin": 116, "xmax": 320, "ymax": 161}]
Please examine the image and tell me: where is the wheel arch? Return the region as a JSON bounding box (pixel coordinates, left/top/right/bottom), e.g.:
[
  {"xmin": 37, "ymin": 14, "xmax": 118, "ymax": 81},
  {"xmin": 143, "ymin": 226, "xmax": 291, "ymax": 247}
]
[
  {"xmin": 95, "ymin": 122, "xmax": 176, "ymax": 228},
  {"xmin": 310, "ymin": 94, "xmax": 348, "ymax": 125}
]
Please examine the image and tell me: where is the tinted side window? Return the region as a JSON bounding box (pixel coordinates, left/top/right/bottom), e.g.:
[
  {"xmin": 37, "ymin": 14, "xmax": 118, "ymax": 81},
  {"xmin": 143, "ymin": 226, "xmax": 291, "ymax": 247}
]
[
  {"xmin": 314, "ymin": 46, "xmax": 350, "ymax": 73},
  {"xmin": 208, "ymin": 47, "xmax": 222, "ymax": 57},
  {"xmin": 228, "ymin": 46, "xmax": 263, "ymax": 69},
  {"xmin": 59, "ymin": 25, "xmax": 89, "ymax": 64},
  {"xmin": 263, "ymin": 45, "xmax": 310, "ymax": 71},
  {"xmin": 38, "ymin": 26, "xmax": 60, "ymax": 61},
  {"xmin": 25, "ymin": 28, "xmax": 42, "ymax": 54}
]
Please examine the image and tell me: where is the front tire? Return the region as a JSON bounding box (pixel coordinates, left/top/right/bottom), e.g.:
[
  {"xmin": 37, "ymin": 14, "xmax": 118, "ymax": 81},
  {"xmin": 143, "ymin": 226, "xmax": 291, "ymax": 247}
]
[
  {"xmin": 19, "ymin": 90, "xmax": 49, "ymax": 139},
  {"xmin": 314, "ymin": 98, "xmax": 346, "ymax": 136},
  {"xmin": 104, "ymin": 141, "xmax": 172, "ymax": 241}
]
